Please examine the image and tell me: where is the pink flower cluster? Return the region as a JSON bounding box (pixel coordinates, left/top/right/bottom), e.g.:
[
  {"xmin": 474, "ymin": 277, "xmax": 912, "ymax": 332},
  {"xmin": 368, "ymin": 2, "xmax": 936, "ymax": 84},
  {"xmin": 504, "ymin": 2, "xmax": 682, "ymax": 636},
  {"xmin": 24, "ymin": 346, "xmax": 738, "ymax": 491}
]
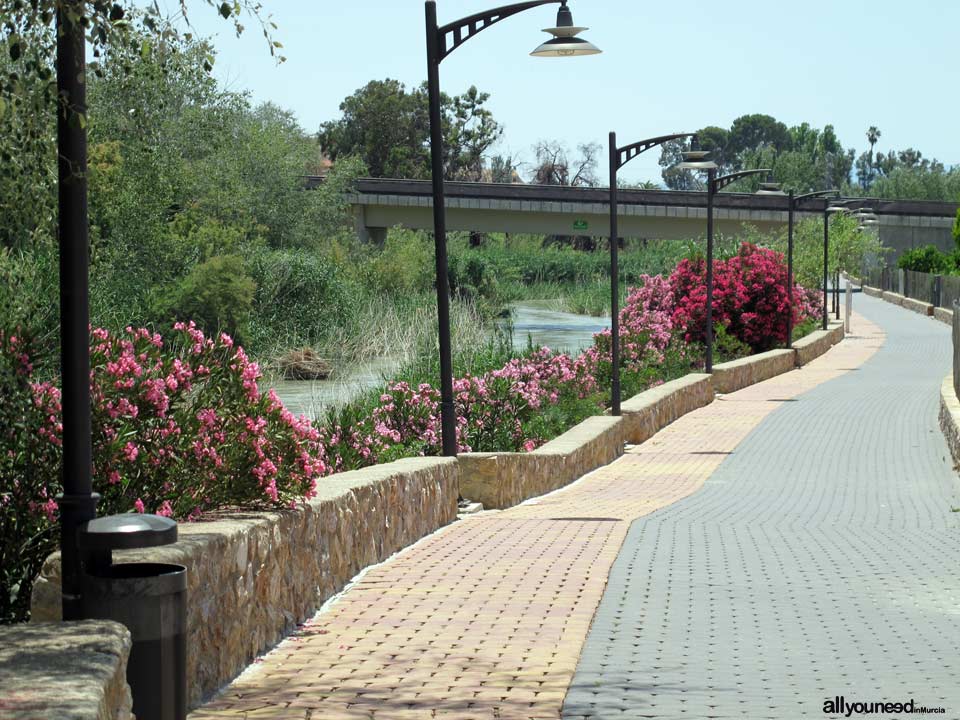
[
  {"xmin": 24, "ymin": 322, "xmax": 326, "ymax": 521},
  {"xmin": 671, "ymin": 242, "xmax": 818, "ymax": 351}
]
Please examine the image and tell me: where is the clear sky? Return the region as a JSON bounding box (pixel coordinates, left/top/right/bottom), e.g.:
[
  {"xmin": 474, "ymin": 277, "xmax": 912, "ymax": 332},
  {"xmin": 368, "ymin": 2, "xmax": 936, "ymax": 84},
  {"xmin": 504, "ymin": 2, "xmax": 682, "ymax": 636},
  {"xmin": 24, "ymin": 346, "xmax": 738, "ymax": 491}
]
[{"xmin": 168, "ymin": 0, "xmax": 959, "ymax": 186}]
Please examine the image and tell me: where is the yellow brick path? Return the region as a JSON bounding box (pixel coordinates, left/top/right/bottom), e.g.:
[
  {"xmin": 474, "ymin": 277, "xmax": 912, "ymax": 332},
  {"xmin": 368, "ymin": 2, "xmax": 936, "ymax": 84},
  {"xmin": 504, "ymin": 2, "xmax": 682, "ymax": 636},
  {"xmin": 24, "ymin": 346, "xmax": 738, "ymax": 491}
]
[{"xmin": 192, "ymin": 316, "xmax": 884, "ymax": 720}]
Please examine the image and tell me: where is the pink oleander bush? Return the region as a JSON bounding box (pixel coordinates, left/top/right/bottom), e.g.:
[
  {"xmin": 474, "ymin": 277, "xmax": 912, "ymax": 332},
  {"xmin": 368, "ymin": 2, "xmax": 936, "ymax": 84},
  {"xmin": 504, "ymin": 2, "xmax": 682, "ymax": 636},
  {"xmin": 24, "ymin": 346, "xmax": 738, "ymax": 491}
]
[
  {"xmin": 1, "ymin": 322, "xmax": 325, "ymax": 622},
  {"xmin": 671, "ymin": 242, "xmax": 818, "ymax": 351}
]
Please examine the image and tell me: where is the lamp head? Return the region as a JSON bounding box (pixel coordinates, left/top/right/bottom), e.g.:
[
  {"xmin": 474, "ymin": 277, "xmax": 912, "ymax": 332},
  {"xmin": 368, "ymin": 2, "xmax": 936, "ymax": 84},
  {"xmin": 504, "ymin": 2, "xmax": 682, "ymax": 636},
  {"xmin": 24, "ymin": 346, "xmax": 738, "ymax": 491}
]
[
  {"xmin": 676, "ymin": 150, "xmax": 718, "ymax": 171},
  {"xmin": 755, "ymin": 181, "xmax": 785, "ymax": 196},
  {"xmin": 531, "ymin": 2, "xmax": 602, "ymax": 57}
]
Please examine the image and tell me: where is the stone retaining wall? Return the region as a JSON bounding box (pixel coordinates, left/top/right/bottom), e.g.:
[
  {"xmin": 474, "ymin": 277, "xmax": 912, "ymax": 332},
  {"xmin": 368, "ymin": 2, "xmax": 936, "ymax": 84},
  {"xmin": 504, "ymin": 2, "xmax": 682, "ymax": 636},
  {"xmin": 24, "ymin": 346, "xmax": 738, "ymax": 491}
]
[
  {"xmin": 934, "ymin": 307, "xmax": 954, "ymax": 325},
  {"xmin": 939, "ymin": 374, "xmax": 960, "ymax": 470},
  {"xmin": 881, "ymin": 291, "xmax": 905, "ymax": 306},
  {"xmin": 793, "ymin": 330, "xmax": 834, "ymax": 366},
  {"xmin": 901, "ymin": 296, "xmax": 934, "ymax": 316},
  {"xmin": 620, "ymin": 374, "xmax": 714, "ymax": 445},
  {"xmin": 458, "ymin": 416, "xmax": 624, "ymax": 510},
  {"xmin": 712, "ymin": 349, "xmax": 796, "ymax": 394},
  {"xmin": 31, "ymin": 457, "xmax": 459, "ymax": 708},
  {"xmin": 0, "ymin": 621, "xmax": 133, "ymax": 720},
  {"xmin": 863, "ymin": 285, "xmax": 883, "ymax": 298}
]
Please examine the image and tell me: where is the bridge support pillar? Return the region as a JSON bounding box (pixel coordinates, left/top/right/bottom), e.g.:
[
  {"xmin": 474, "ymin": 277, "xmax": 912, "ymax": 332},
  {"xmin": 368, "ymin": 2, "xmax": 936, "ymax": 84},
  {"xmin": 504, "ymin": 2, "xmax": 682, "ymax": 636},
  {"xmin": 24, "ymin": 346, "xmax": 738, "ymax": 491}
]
[{"xmin": 353, "ymin": 205, "xmax": 387, "ymax": 247}]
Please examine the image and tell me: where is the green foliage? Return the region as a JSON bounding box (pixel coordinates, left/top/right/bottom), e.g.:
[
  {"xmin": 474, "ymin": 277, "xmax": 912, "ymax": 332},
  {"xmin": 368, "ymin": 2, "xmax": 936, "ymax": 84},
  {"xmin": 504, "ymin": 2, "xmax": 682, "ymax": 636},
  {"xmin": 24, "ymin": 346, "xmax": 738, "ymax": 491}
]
[
  {"xmin": 896, "ymin": 245, "xmax": 954, "ymax": 274},
  {"xmin": 364, "ymin": 228, "xmax": 434, "ymax": 296},
  {"xmin": 954, "ymin": 209, "xmax": 960, "ymax": 252},
  {"xmin": 765, "ymin": 214, "xmax": 886, "ymax": 290},
  {"xmin": 318, "ymin": 79, "xmax": 501, "ymax": 181},
  {"xmin": 157, "ymin": 255, "xmax": 257, "ymax": 342},
  {"xmin": 659, "ymin": 116, "xmax": 854, "ymax": 192},
  {"xmin": 246, "ymin": 249, "xmax": 357, "ymax": 352}
]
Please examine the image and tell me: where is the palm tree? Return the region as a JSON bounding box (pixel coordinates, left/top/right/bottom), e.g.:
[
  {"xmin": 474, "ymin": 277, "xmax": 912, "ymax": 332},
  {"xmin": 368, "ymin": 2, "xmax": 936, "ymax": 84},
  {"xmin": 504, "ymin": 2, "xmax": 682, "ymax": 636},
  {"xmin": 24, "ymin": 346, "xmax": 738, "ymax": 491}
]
[{"xmin": 867, "ymin": 126, "xmax": 881, "ymax": 154}]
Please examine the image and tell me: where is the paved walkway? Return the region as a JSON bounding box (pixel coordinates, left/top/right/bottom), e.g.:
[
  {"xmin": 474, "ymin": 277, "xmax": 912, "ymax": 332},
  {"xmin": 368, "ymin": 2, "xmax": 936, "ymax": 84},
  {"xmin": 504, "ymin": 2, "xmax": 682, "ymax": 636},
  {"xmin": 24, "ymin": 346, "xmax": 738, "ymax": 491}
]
[
  {"xmin": 193, "ymin": 294, "xmax": 960, "ymax": 719},
  {"xmin": 565, "ymin": 295, "xmax": 960, "ymax": 719}
]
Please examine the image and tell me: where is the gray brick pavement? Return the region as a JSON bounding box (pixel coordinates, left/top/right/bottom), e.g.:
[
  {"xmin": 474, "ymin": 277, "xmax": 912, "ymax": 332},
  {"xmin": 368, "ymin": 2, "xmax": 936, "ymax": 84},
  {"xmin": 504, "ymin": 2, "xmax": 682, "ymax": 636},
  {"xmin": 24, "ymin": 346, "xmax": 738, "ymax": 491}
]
[{"xmin": 564, "ymin": 295, "xmax": 960, "ymax": 719}]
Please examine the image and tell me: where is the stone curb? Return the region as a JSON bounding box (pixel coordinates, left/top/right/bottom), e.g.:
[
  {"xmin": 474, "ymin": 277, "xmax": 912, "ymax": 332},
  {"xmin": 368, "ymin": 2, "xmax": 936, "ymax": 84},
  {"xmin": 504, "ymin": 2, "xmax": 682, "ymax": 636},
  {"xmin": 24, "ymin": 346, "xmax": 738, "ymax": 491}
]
[
  {"xmin": 935, "ymin": 307, "xmax": 954, "ymax": 325},
  {"xmin": 939, "ymin": 374, "xmax": 960, "ymax": 470},
  {"xmin": 459, "ymin": 416, "xmax": 626, "ymax": 510},
  {"xmin": 712, "ymin": 349, "xmax": 797, "ymax": 394},
  {"xmin": 901, "ymin": 296, "xmax": 934, "ymax": 316},
  {"xmin": 0, "ymin": 621, "xmax": 133, "ymax": 720}
]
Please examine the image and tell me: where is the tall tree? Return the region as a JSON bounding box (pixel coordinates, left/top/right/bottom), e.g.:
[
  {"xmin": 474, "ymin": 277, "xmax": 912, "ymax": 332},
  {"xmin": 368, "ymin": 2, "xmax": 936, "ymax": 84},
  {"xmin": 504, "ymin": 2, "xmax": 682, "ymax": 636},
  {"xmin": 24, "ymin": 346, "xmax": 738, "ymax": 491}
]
[{"xmin": 318, "ymin": 80, "xmax": 501, "ymax": 181}]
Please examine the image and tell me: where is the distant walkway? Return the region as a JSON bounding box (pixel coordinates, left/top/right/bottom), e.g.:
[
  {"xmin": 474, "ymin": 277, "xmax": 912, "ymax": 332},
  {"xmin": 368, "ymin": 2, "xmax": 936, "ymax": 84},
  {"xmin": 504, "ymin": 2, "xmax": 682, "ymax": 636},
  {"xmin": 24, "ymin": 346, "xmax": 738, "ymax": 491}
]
[
  {"xmin": 564, "ymin": 294, "xmax": 960, "ymax": 719},
  {"xmin": 192, "ymin": 306, "xmax": 892, "ymax": 720}
]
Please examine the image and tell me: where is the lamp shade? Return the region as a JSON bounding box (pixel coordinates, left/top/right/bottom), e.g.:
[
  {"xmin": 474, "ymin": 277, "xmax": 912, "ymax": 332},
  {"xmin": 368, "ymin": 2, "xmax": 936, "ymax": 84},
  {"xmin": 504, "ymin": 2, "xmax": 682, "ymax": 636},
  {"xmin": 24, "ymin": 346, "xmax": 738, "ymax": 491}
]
[
  {"xmin": 675, "ymin": 150, "xmax": 718, "ymax": 171},
  {"xmin": 755, "ymin": 182, "xmax": 785, "ymax": 195},
  {"xmin": 531, "ymin": 3, "xmax": 601, "ymax": 57}
]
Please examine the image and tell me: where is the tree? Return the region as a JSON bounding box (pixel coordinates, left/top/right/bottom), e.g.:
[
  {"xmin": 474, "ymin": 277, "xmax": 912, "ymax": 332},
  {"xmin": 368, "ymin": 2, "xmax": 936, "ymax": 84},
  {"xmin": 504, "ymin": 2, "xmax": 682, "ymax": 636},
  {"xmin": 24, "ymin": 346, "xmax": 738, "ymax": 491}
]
[
  {"xmin": 318, "ymin": 80, "xmax": 501, "ymax": 181},
  {"xmin": 727, "ymin": 114, "xmax": 790, "ymax": 167},
  {"xmin": 531, "ymin": 140, "xmax": 600, "ymax": 187}
]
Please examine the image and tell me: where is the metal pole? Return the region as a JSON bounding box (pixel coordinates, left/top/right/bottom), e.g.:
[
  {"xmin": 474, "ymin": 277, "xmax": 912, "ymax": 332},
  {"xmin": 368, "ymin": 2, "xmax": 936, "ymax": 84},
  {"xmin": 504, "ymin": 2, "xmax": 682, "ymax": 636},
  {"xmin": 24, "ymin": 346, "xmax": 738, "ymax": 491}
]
[
  {"xmin": 425, "ymin": 1, "xmax": 457, "ymax": 457},
  {"xmin": 608, "ymin": 132, "xmax": 621, "ymax": 416},
  {"xmin": 705, "ymin": 168, "xmax": 716, "ymax": 373},
  {"xmin": 786, "ymin": 191, "xmax": 794, "ymax": 348},
  {"xmin": 835, "ymin": 269, "xmax": 840, "ymax": 319},
  {"xmin": 822, "ymin": 207, "xmax": 829, "ymax": 330},
  {"xmin": 56, "ymin": 0, "xmax": 99, "ymax": 621}
]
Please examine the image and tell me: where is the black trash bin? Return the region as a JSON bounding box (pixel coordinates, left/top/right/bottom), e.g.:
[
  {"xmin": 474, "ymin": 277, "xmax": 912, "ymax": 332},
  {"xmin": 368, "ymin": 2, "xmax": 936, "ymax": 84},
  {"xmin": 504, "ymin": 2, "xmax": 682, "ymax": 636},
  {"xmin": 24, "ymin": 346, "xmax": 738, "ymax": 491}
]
[{"xmin": 78, "ymin": 514, "xmax": 186, "ymax": 720}]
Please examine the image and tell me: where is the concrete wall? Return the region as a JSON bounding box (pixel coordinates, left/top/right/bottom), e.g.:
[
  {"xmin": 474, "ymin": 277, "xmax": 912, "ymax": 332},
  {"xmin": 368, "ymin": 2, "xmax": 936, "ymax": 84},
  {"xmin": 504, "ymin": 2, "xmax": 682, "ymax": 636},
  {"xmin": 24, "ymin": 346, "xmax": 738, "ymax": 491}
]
[{"xmin": 0, "ymin": 621, "xmax": 133, "ymax": 720}]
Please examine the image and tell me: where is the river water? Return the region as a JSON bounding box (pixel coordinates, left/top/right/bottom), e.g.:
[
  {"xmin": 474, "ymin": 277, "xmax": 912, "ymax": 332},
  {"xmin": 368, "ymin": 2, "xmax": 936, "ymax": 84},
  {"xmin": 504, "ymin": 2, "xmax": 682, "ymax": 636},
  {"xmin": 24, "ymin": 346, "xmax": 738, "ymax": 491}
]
[{"xmin": 268, "ymin": 301, "xmax": 609, "ymax": 419}]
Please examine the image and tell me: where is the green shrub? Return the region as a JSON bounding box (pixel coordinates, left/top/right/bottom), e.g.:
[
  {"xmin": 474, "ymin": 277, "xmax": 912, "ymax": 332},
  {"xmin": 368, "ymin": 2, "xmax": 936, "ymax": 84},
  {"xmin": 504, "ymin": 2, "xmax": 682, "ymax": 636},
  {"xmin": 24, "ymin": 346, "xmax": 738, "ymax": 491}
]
[
  {"xmin": 156, "ymin": 255, "xmax": 257, "ymax": 342},
  {"xmin": 448, "ymin": 253, "xmax": 497, "ymax": 302},
  {"xmin": 365, "ymin": 228, "xmax": 434, "ymax": 295},
  {"xmin": 246, "ymin": 249, "xmax": 356, "ymax": 352},
  {"xmin": 953, "ymin": 208, "xmax": 960, "ymax": 252},
  {"xmin": 896, "ymin": 245, "xmax": 952, "ymax": 274}
]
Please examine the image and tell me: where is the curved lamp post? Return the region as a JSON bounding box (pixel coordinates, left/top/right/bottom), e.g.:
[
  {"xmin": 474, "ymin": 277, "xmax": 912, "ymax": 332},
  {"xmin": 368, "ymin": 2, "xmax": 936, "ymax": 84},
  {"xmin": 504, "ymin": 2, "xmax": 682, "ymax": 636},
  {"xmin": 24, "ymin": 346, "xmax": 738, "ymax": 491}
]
[
  {"xmin": 827, "ymin": 201, "xmax": 877, "ymax": 319},
  {"xmin": 674, "ymin": 151, "xmax": 771, "ymax": 372},
  {"xmin": 608, "ymin": 132, "xmax": 694, "ymax": 415},
  {"xmin": 425, "ymin": 0, "xmax": 601, "ymax": 456},
  {"xmin": 757, "ymin": 184, "xmax": 840, "ymax": 342}
]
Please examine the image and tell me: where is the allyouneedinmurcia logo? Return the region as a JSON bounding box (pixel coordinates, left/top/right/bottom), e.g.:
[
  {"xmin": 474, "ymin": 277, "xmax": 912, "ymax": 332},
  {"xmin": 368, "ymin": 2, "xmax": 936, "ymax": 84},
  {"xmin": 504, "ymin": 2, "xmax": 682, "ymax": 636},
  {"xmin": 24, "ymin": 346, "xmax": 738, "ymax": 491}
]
[{"xmin": 823, "ymin": 696, "xmax": 945, "ymax": 716}]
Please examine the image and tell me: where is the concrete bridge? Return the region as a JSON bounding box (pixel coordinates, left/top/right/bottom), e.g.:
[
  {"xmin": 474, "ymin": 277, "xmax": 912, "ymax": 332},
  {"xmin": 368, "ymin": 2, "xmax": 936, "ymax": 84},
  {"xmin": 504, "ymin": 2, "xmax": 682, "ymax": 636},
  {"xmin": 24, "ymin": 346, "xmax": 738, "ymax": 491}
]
[{"xmin": 331, "ymin": 177, "xmax": 959, "ymax": 257}]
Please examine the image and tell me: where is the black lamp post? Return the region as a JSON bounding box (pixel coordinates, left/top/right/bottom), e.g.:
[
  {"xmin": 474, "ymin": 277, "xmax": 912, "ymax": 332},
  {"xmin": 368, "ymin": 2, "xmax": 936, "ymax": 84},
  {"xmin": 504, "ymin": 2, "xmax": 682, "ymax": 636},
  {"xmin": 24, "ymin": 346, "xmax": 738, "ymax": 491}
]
[
  {"xmin": 757, "ymin": 185, "xmax": 840, "ymax": 344},
  {"xmin": 675, "ymin": 151, "xmax": 771, "ymax": 373},
  {"xmin": 425, "ymin": 0, "xmax": 600, "ymax": 455},
  {"xmin": 825, "ymin": 201, "xmax": 877, "ymax": 322},
  {"xmin": 56, "ymin": 0, "xmax": 100, "ymax": 621},
  {"xmin": 607, "ymin": 132, "xmax": 693, "ymax": 415}
]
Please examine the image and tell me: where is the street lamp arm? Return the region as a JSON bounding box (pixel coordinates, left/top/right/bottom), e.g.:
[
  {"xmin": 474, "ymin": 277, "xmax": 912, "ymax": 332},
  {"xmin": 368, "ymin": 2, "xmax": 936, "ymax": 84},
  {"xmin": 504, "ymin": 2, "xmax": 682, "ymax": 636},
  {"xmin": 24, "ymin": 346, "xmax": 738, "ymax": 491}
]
[
  {"xmin": 795, "ymin": 189, "xmax": 839, "ymax": 205},
  {"xmin": 712, "ymin": 168, "xmax": 772, "ymax": 193},
  {"xmin": 614, "ymin": 133, "xmax": 695, "ymax": 172},
  {"xmin": 435, "ymin": 0, "xmax": 561, "ymax": 61}
]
